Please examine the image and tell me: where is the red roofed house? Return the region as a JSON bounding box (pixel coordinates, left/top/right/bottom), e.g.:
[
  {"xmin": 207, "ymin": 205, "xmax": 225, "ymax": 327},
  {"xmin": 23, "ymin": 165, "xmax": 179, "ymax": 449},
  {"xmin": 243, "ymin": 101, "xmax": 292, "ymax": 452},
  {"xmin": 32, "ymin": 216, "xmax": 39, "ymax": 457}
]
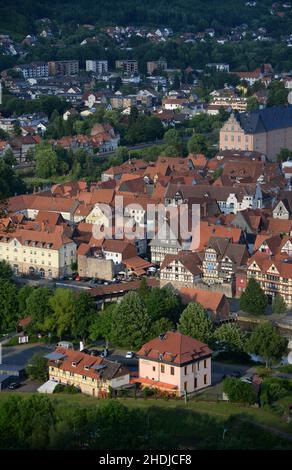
[
  {"xmin": 179, "ymin": 287, "xmax": 230, "ymax": 322},
  {"xmin": 47, "ymin": 347, "xmax": 130, "ymax": 397},
  {"xmin": 246, "ymin": 252, "xmax": 292, "ymax": 305},
  {"xmin": 135, "ymin": 331, "xmax": 212, "ymax": 396}
]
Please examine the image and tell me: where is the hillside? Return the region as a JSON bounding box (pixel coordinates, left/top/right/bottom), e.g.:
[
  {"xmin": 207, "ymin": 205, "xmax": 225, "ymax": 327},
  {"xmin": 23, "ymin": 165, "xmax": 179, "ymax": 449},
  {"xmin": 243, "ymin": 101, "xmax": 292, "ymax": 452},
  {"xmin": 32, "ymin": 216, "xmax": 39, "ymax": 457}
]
[{"xmin": 0, "ymin": 0, "xmax": 283, "ymax": 37}]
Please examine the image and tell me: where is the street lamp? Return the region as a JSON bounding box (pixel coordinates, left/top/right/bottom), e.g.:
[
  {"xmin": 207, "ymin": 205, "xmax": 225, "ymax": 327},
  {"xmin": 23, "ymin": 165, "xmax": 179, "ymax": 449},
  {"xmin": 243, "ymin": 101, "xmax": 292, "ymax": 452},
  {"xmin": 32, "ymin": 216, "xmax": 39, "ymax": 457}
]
[{"xmin": 223, "ymin": 427, "xmax": 228, "ymax": 440}]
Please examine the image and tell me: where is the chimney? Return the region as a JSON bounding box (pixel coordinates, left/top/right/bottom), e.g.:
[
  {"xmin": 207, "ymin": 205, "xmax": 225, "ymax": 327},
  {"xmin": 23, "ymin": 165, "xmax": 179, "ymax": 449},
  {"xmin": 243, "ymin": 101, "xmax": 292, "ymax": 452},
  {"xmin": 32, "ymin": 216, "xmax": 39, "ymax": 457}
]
[{"xmin": 80, "ymin": 341, "xmax": 84, "ymax": 352}]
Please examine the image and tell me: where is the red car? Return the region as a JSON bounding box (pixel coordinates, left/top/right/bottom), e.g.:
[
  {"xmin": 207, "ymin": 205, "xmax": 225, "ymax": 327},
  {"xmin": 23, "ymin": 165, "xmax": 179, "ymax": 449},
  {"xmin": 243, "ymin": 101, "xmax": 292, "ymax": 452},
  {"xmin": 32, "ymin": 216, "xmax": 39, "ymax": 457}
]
[{"xmin": 75, "ymin": 275, "xmax": 81, "ymax": 281}]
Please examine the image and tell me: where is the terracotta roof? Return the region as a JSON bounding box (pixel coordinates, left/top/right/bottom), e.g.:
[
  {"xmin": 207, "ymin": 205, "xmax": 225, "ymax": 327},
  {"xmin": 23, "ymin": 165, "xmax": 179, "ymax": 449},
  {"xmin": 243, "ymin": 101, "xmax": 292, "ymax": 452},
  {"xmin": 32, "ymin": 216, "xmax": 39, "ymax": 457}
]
[
  {"xmin": 137, "ymin": 331, "xmax": 212, "ymax": 365},
  {"xmin": 51, "ymin": 347, "xmax": 128, "ymax": 381},
  {"xmin": 179, "ymin": 287, "xmax": 229, "ymax": 315}
]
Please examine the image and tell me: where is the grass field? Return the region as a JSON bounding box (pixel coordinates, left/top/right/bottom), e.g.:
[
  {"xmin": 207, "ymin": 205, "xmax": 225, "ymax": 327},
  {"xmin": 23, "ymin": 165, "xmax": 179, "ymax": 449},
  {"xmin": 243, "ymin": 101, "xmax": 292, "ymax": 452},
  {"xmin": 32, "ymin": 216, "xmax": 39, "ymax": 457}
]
[{"xmin": 0, "ymin": 389, "xmax": 292, "ymax": 449}]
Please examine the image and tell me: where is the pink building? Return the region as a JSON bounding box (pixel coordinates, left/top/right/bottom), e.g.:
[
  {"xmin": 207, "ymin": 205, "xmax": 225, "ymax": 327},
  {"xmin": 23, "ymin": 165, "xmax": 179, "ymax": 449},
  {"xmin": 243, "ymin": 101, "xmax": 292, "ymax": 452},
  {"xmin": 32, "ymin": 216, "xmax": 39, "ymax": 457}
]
[
  {"xmin": 135, "ymin": 331, "xmax": 212, "ymax": 396},
  {"xmin": 220, "ymin": 106, "xmax": 292, "ymax": 161}
]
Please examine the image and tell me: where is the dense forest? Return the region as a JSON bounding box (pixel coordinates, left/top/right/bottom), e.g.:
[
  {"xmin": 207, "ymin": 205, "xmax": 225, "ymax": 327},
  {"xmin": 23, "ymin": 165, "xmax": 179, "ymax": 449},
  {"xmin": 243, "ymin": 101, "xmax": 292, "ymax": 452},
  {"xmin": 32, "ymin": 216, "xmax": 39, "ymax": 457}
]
[{"xmin": 0, "ymin": 0, "xmax": 287, "ymax": 36}]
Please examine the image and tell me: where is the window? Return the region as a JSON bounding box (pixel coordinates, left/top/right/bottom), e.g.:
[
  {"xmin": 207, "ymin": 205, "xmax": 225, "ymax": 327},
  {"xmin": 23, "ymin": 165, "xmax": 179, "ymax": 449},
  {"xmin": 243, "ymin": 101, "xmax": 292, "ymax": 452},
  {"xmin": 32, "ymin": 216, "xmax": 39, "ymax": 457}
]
[
  {"xmin": 204, "ymin": 374, "xmax": 207, "ymax": 385},
  {"xmin": 194, "ymin": 378, "xmax": 197, "ymax": 389},
  {"xmin": 152, "ymin": 366, "xmax": 156, "ymax": 371},
  {"xmin": 170, "ymin": 367, "xmax": 174, "ymax": 375},
  {"xmin": 161, "ymin": 365, "xmax": 165, "ymax": 373},
  {"xmin": 184, "ymin": 381, "xmax": 187, "ymax": 391},
  {"xmin": 204, "ymin": 360, "xmax": 207, "ymax": 368},
  {"xmin": 184, "ymin": 366, "xmax": 187, "ymax": 375},
  {"xmin": 197, "ymin": 362, "xmax": 200, "ymax": 371}
]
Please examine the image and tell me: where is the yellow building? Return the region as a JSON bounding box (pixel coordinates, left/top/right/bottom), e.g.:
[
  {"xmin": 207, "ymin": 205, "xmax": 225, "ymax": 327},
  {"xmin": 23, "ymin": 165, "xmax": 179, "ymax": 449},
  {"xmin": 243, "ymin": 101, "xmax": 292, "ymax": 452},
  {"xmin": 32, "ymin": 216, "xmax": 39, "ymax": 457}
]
[{"xmin": 47, "ymin": 347, "xmax": 130, "ymax": 397}]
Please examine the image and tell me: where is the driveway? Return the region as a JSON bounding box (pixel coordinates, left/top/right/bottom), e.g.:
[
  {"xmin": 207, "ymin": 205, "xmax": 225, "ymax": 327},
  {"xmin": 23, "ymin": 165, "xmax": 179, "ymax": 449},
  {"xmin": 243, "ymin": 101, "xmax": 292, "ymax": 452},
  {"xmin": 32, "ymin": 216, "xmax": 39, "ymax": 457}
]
[{"xmin": 212, "ymin": 361, "xmax": 252, "ymax": 385}]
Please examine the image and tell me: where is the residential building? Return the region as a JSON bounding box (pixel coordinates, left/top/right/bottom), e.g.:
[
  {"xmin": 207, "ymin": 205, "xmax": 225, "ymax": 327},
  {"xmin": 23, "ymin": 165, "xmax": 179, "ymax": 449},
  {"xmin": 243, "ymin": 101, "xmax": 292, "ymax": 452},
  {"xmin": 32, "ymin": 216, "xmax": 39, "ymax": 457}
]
[
  {"xmin": 115, "ymin": 60, "xmax": 138, "ymax": 74},
  {"xmin": 206, "ymin": 63, "xmax": 230, "ymax": 72},
  {"xmin": 46, "ymin": 347, "xmax": 130, "ymax": 397},
  {"xmin": 147, "ymin": 59, "xmax": 167, "ymax": 75},
  {"xmin": 220, "ymin": 106, "xmax": 292, "ymax": 161},
  {"xmin": 135, "ymin": 331, "xmax": 212, "ymax": 396},
  {"xmin": 247, "ymin": 252, "xmax": 292, "ymax": 306},
  {"xmin": 0, "ymin": 224, "xmax": 76, "ymax": 279},
  {"xmin": 86, "ymin": 60, "xmax": 108, "ymax": 74},
  {"xmin": 48, "ymin": 60, "xmax": 79, "ymax": 76},
  {"xmin": 202, "ymin": 236, "xmax": 249, "ymax": 285},
  {"xmin": 160, "ymin": 250, "xmax": 202, "ymax": 287},
  {"xmin": 15, "ymin": 61, "xmax": 49, "ymax": 79}
]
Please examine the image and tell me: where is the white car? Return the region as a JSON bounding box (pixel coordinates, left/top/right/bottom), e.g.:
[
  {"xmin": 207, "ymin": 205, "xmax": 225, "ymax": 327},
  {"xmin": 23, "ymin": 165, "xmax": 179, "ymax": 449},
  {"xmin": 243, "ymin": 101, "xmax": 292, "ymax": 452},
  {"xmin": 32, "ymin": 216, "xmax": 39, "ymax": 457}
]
[{"xmin": 125, "ymin": 351, "xmax": 134, "ymax": 359}]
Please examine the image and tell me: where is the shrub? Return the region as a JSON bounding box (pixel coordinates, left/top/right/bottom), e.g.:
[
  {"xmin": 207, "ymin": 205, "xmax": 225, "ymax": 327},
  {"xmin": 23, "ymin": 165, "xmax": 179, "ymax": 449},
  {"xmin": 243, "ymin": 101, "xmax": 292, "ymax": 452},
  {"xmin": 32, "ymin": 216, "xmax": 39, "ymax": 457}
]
[
  {"xmin": 143, "ymin": 387, "xmax": 155, "ymax": 398},
  {"xmin": 223, "ymin": 377, "xmax": 257, "ymax": 405},
  {"xmin": 53, "ymin": 384, "xmax": 80, "ymax": 394}
]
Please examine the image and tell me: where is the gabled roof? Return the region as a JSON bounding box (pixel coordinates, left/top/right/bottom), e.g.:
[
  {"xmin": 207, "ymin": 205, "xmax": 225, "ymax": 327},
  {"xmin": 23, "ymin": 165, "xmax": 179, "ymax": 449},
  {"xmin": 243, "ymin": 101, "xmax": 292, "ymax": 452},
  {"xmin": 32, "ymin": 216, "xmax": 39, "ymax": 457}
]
[
  {"xmin": 160, "ymin": 250, "xmax": 202, "ymax": 276},
  {"xmin": 137, "ymin": 331, "xmax": 212, "ymax": 365},
  {"xmin": 179, "ymin": 287, "xmax": 229, "ymax": 316},
  {"xmin": 236, "ymin": 105, "xmax": 292, "ymax": 134}
]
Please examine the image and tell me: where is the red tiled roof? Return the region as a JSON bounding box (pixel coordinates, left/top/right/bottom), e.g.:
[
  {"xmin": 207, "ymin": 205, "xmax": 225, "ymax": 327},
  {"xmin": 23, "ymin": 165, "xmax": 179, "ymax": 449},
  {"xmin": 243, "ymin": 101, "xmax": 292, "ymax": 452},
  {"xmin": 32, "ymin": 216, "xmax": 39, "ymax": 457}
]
[{"xmin": 137, "ymin": 331, "xmax": 212, "ymax": 365}]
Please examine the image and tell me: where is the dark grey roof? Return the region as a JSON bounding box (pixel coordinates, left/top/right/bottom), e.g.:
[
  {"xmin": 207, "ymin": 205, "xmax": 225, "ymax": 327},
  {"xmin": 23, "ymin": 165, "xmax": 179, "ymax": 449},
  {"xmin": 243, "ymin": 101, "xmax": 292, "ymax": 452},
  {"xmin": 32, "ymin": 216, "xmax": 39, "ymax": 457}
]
[
  {"xmin": 0, "ymin": 364, "xmax": 25, "ymax": 372},
  {"xmin": 0, "ymin": 374, "xmax": 13, "ymax": 383},
  {"xmin": 237, "ymin": 105, "xmax": 292, "ymax": 134}
]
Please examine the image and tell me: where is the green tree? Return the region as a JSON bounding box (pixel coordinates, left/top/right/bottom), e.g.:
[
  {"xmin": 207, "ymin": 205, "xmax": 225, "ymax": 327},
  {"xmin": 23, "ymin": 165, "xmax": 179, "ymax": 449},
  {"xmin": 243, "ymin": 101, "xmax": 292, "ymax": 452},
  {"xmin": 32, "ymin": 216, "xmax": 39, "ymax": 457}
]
[
  {"xmin": 277, "ymin": 148, "xmax": 292, "ymax": 163},
  {"xmin": 272, "ymin": 295, "xmax": 287, "ymax": 314},
  {"xmin": 151, "ymin": 317, "xmax": 174, "ymax": 337},
  {"xmin": 35, "ymin": 143, "xmax": 58, "ymax": 179},
  {"xmin": 49, "ymin": 288, "xmax": 75, "ymax": 339},
  {"xmin": 223, "ymin": 377, "xmax": 256, "ymax": 404},
  {"xmin": 267, "ymin": 81, "xmax": 288, "ymax": 107},
  {"xmin": 72, "ymin": 292, "xmax": 96, "ymax": 341},
  {"xmin": 89, "ymin": 305, "xmax": 116, "ymax": 342},
  {"xmin": 26, "ymin": 353, "xmax": 48, "ymax": 382},
  {"xmin": 25, "ymin": 288, "xmax": 54, "ymax": 333},
  {"xmin": 246, "ymin": 96, "xmax": 259, "ymax": 112},
  {"xmin": 17, "ymin": 285, "xmax": 34, "ymax": 313},
  {"xmin": 247, "ymin": 322, "xmax": 287, "ymax": 367},
  {"xmin": 0, "ymin": 260, "xmax": 13, "ymax": 281},
  {"xmin": 110, "ymin": 291, "xmax": 152, "ymax": 349},
  {"xmin": 187, "ymin": 134, "xmax": 209, "ymax": 155},
  {"xmin": 144, "ymin": 286, "xmax": 182, "ymax": 323},
  {"xmin": 214, "ymin": 323, "xmax": 246, "ymax": 352},
  {"xmin": 239, "ymin": 278, "xmax": 268, "ymax": 315},
  {"xmin": 0, "ymin": 280, "xmax": 19, "ymax": 331},
  {"xmin": 178, "ymin": 302, "xmax": 213, "ymax": 343}
]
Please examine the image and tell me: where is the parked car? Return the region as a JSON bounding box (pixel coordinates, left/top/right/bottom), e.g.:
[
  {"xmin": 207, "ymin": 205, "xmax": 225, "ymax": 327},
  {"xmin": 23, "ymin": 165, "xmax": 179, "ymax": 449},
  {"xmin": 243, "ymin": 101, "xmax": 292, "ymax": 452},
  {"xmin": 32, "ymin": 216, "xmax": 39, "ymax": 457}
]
[
  {"xmin": 8, "ymin": 382, "xmax": 20, "ymax": 390},
  {"xmin": 125, "ymin": 351, "xmax": 135, "ymax": 359},
  {"xmin": 240, "ymin": 375, "xmax": 253, "ymax": 384},
  {"xmin": 75, "ymin": 275, "xmax": 81, "ymax": 282}
]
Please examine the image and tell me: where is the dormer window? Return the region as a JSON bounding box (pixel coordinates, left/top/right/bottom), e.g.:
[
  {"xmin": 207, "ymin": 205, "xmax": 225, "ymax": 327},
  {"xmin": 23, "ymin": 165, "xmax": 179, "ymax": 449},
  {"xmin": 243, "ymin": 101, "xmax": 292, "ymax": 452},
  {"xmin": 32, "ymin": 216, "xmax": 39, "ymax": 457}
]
[
  {"xmin": 84, "ymin": 365, "xmax": 90, "ymax": 371},
  {"xmin": 72, "ymin": 362, "xmax": 77, "ymax": 367}
]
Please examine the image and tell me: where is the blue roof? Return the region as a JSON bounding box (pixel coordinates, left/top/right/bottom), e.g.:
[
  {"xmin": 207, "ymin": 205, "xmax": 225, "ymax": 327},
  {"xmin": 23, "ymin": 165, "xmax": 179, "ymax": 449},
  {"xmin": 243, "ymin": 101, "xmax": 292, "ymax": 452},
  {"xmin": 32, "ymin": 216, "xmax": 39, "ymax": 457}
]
[
  {"xmin": 0, "ymin": 374, "xmax": 13, "ymax": 383},
  {"xmin": 44, "ymin": 352, "xmax": 67, "ymax": 361},
  {"xmin": 237, "ymin": 105, "xmax": 292, "ymax": 134}
]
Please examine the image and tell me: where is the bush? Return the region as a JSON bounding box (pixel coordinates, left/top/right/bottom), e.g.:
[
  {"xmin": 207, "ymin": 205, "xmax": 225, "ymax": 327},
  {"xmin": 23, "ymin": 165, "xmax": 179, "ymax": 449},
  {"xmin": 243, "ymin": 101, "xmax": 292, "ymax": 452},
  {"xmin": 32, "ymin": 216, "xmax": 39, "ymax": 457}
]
[
  {"xmin": 143, "ymin": 387, "xmax": 155, "ymax": 398},
  {"xmin": 53, "ymin": 384, "xmax": 80, "ymax": 394},
  {"xmin": 223, "ymin": 377, "xmax": 257, "ymax": 405},
  {"xmin": 277, "ymin": 364, "xmax": 292, "ymax": 374}
]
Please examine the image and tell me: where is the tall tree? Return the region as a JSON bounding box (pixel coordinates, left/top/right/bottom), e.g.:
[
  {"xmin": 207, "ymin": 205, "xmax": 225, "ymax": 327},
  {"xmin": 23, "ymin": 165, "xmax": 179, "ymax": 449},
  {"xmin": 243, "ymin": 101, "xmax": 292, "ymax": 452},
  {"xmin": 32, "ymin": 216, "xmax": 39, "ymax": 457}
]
[
  {"xmin": 110, "ymin": 291, "xmax": 152, "ymax": 349},
  {"xmin": 239, "ymin": 278, "xmax": 268, "ymax": 315},
  {"xmin": 247, "ymin": 322, "xmax": 287, "ymax": 367},
  {"xmin": 49, "ymin": 288, "xmax": 75, "ymax": 339},
  {"xmin": 178, "ymin": 302, "xmax": 213, "ymax": 343}
]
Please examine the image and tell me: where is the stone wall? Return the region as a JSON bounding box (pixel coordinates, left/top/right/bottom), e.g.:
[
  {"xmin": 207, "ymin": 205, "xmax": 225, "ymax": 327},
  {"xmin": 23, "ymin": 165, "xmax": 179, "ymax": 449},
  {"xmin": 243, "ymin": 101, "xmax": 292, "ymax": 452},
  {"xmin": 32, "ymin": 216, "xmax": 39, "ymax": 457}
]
[{"xmin": 78, "ymin": 255, "xmax": 115, "ymax": 280}]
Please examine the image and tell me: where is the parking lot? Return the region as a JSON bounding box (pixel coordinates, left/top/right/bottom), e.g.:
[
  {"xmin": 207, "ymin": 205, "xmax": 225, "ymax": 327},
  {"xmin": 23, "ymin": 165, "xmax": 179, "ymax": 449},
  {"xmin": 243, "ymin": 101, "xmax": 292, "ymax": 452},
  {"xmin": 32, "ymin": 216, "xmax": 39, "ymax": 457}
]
[{"xmin": 2, "ymin": 342, "xmax": 55, "ymax": 366}]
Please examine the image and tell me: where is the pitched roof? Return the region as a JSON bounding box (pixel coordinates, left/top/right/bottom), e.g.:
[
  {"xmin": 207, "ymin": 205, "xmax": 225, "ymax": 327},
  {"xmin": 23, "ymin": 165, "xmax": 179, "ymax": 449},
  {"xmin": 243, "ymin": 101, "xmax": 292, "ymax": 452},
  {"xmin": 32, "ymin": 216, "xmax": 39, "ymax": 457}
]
[
  {"xmin": 160, "ymin": 250, "xmax": 202, "ymax": 276},
  {"xmin": 137, "ymin": 331, "xmax": 212, "ymax": 365},
  {"xmin": 236, "ymin": 105, "xmax": 292, "ymax": 134},
  {"xmin": 179, "ymin": 287, "xmax": 229, "ymax": 314}
]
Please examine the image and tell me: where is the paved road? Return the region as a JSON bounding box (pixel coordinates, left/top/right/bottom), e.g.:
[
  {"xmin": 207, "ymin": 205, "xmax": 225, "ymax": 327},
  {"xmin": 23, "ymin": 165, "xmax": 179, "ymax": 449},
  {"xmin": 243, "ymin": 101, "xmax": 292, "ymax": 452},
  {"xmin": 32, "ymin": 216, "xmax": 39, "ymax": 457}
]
[
  {"xmin": 2, "ymin": 342, "xmax": 55, "ymax": 366},
  {"xmin": 212, "ymin": 361, "xmax": 251, "ymax": 385}
]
